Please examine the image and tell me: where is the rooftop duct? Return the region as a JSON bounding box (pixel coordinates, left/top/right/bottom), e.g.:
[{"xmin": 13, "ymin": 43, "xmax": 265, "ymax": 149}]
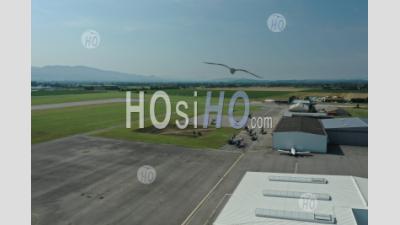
[
  {"xmin": 269, "ymin": 176, "xmax": 328, "ymax": 184},
  {"xmin": 255, "ymin": 208, "xmax": 336, "ymax": 224},
  {"xmin": 262, "ymin": 189, "xmax": 331, "ymax": 201}
]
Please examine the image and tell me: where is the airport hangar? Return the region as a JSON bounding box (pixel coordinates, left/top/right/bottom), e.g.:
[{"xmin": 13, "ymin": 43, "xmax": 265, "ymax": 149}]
[
  {"xmin": 214, "ymin": 172, "xmax": 368, "ymax": 225},
  {"xmin": 272, "ymin": 117, "xmax": 328, "ymax": 153},
  {"xmin": 272, "ymin": 117, "xmax": 368, "ymax": 153},
  {"xmin": 320, "ymin": 118, "xmax": 368, "ymax": 146}
]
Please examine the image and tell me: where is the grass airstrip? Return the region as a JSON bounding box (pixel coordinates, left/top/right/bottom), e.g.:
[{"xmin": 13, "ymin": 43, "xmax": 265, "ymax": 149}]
[
  {"xmin": 32, "ymin": 91, "xmax": 253, "ymax": 148},
  {"xmin": 32, "ymin": 88, "xmax": 368, "ymax": 148}
]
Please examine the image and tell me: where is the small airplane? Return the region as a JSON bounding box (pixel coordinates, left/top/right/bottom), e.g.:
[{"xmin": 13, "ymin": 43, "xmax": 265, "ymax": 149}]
[{"xmin": 277, "ymin": 147, "xmax": 312, "ymax": 156}]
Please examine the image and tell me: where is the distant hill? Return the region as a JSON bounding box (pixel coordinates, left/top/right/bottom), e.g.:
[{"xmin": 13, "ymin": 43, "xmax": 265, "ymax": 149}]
[
  {"xmin": 31, "ymin": 65, "xmax": 367, "ymax": 84},
  {"xmin": 31, "ymin": 65, "xmax": 160, "ymax": 82},
  {"xmin": 209, "ymin": 77, "xmax": 265, "ymax": 83},
  {"xmin": 208, "ymin": 77, "xmax": 368, "ymax": 84}
]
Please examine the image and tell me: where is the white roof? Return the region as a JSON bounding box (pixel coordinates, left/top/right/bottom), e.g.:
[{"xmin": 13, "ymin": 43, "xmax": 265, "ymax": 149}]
[
  {"xmin": 292, "ymin": 100, "xmax": 311, "ymax": 104},
  {"xmin": 214, "ymin": 172, "xmax": 368, "ymax": 225},
  {"xmin": 283, "ymin": 110, "xmax": 328, "ymax": 118},
  {"xmin": 321, "ymin": 118, "xmax": 368, "ymax": 129}
]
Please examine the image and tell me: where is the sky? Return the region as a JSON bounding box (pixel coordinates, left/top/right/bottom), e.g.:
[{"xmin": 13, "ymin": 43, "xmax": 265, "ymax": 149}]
[{"xmin": 32, "ymin": 0, "xmax": 368, "ymax": 80}]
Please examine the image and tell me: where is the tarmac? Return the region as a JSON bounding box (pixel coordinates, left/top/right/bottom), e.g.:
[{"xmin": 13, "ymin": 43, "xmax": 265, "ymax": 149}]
[
  {"xmin": 32, "ymin": 135, "xmax": 240, "ymax": 225},
  {"xmin": 32, "ymin": 102, "xmax": 368, "ymax": 225}
]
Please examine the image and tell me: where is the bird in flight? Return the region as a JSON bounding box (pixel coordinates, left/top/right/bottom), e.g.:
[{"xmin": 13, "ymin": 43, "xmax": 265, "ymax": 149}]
[{"xmin": 203, "ymin": 62, "xmax": 262, "ymax": 79}]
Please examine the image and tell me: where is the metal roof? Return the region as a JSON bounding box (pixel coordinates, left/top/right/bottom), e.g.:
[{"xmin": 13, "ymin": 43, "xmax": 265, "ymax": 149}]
[
  {"xmin": 213, "ymin": 172, "xmax": 368, "ymax": 225},
  {"xmin": 321, "ymin": 118, "xmax": 368, "ymax": 129},
  {"xmin": 292, "ymin": 100, "xmax": 311, "ymax": 104},
  {"xmin": 283, "ymin": 111, "xmax": 330, "ymax": 118},
  {"xmin": 274, "ymin": 117, "xmax": 326, "ymax": 135}
]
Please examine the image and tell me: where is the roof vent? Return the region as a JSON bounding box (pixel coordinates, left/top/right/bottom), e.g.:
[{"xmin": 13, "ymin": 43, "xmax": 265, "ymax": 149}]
[
  {"xmin": 255, "ymin": 208, "xmax": 336, "ymax": 224},
  {"xmin": 262, "ymin": 189, "xmax": 331, "ymax": 201},
  {"xmin": 269, "ymin": 176, "xmax": 328, "ymax": 184}
]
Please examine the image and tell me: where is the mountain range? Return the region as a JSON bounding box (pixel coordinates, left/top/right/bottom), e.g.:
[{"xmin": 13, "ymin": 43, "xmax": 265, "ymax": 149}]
[
  {"xmin": 32, "ymin": 65, "xmax": 367, "ymax": 84},
  {"xmin": 31, "ymin": 65, "xmax": 159, "ymax": 82}
]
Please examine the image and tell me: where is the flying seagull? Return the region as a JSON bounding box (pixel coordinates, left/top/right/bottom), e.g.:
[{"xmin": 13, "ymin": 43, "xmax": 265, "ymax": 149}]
[{"xmin": 203, "ymin": 62, "xmax": 262, "ymax": 79}]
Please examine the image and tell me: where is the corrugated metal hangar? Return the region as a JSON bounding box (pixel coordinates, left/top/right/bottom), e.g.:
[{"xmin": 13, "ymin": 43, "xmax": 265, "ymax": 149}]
[
  {"xmin": 273, "ymin": 117, "xmax": 368, "ymax": 153},
  {"xmin": 321, "ymin": 118, "xmax": 368, "ymax": 146},
  {"xmin": 273, "ymin": 117, "xmax": 328, "ymax": 153}
]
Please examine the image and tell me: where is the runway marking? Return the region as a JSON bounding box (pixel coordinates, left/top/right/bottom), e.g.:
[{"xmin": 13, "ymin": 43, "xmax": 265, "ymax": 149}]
[
  {"xmin": 202, "ymin": 193, "xmax": 232, "ymax": 225},
  {"xmin": 180, "ymin": 153, "xmax": 244, "ymax": 225},
  {"xmin": 294, "ymin": 162, "xmax": 299, "ymax": 173}
]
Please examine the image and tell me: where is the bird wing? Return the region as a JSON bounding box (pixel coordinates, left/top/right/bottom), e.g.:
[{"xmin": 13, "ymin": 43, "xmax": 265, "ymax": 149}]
[
  {"xmin": 203, "ymin": 62, "xmax": 231, "ymax": 69},
  {"xmin": 235, "ymin": 69, "xmax": 262, "ymax": 79}
]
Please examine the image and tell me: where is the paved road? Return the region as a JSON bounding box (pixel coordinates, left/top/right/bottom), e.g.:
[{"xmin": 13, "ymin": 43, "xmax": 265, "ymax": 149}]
[{"xmin": 32, "ymin": 98, "xmax": 132, "ymax": 110}]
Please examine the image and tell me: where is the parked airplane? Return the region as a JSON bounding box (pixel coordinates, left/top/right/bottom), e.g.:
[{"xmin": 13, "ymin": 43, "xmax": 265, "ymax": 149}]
[{"xmin": 277, "ymin": 147, "xmax": 312, "ymax": 156}]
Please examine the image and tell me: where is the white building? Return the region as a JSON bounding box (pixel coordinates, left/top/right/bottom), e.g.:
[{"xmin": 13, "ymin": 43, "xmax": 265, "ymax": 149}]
[{"xmin": 214, "ymin": 172, "xmax": 368, "ymax": 225}]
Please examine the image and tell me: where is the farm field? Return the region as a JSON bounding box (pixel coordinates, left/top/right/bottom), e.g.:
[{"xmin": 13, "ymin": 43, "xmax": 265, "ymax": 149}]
[
  {"xmin": 298, "ymin": 91, "xmax": 368, "ymax": 99},
  {"xmin": 207, "ymin": 86, "xmax": 309, "ymax": 91}
]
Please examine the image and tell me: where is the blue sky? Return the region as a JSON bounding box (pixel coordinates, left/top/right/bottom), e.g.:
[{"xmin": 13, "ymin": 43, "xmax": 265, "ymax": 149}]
[{"xmin": 32, "ymin": 0, "xmax": 368, "ymax": 80}]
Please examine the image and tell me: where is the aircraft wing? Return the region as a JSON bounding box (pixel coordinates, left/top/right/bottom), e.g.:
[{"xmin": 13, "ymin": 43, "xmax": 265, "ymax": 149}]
[
  {"xmin": 296, "ymin": 151, "xmax": 311, "ymax": 155},
  {"xmin": 277, "ymin": 149, "xmax": 290, "ymax": 154}
]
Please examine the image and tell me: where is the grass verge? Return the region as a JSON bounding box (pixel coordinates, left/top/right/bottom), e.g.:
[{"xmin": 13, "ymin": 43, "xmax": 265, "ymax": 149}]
[
  {"xmin": 96, "ymin": 127, "xmax": 239, "ymax": 149},
  {"xmin": 32, "ymin": 94, "xmax": 258, "ymax": 144},
  {"xmin": 346, "ymin": 107, "xmax": 368, "ymax": 118}
]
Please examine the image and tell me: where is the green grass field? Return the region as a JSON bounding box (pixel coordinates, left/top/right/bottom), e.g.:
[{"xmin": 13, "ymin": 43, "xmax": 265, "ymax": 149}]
[
  {"xmin": 32, "ymin": 94, "xmax": 257, "ymax": 145},
  {"xmin": 31, "ymin": 90, "xmax": 107, "ymax": 96},
  {"xmin": 32, "ymin": 91, "xmax": 125, "ymax": 105},
  {"xmin": 32, "ymin": 88, "xmax": 369, "ymax": 106},
  {"xmin": 31, "ymin": 89, "xmax": 293, "ymax": 105},
  {"xmin": 32, "ymin": 103, "xmax": 126, "ymax": 143},
  {"xmin": 346, "ymin": 107, "xmax": 368, "ymax": 118},
  {"xmin": 97, "ymin": 127, "xmax": 239, "ymax": 149},
  {"xmin": 32, "ymin": 88, "xmax": 367, "ymax": 148}
]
